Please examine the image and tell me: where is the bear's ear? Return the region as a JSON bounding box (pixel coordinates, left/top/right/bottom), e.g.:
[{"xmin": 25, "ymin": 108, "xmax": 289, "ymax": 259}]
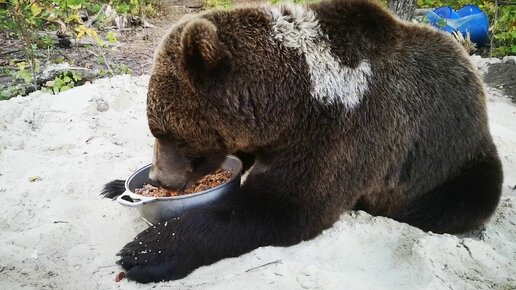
[{"xmin": 180, "ymin": 18, "xmax": 230, "ymax": 84}]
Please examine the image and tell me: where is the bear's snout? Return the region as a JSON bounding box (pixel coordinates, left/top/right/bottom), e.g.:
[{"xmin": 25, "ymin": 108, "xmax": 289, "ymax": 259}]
[
  {"xmin": 150, "ymin": 138, "xmax": 193, "ymax": 190},
  {"xmin": 148, "ymin": 165, "xmax": 189, "ymax": 191}
]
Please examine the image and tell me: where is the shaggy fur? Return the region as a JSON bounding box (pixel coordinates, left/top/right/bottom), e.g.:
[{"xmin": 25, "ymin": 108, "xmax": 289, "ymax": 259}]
[
  {"xmin": 267, "ymin": 4, "xmax": 373, "ymax": 107},
  {"xmin": 102, "ymin": 0, "xmax": 503, "ymax": 283},
  {"xmin": 100, "ymin": 179, "xmax": 125, "ymax": 199}
]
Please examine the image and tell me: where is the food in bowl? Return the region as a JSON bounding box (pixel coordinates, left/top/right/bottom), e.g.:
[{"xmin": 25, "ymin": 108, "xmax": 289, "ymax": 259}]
[{"xmin": 135, "ymin": 169, "xmax": 234, "ymax": 197}]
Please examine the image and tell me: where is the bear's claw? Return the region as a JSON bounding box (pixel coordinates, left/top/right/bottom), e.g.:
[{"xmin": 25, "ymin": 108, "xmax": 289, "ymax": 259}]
[
  {"xmin": 100, "ymin": 179, "xmax": 126, "ymax": 199},
  {"xmin": 115, "ymin": 217, "xmax": 196, "ymax": 282}
]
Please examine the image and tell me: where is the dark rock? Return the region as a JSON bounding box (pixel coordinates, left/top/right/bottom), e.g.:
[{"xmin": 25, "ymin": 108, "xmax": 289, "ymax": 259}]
[{"xmin": 484, "ymin": 59, "xmax": 516, "ymax": 103}]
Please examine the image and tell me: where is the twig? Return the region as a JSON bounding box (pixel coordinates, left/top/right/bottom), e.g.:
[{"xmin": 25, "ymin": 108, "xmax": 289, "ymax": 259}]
[
  {"xmin": 142, "ymin": 19, "xmax": 156, "ymax": 28},
  {"xmin": 102, "ymin": 53, "xmax": 112, "ymax": 73},
  {"xmin": 245, "ymin": 260, "xmax": 281, "ymax": 272},
  {"xmin": 490, "ymin": 0, "xmax": 499, "ymax": 57},
  {"xmin": 141, "ymin": 216, "xmax": 154, "ymax": 226},
  {"xmin": 53, "ymin": 221, "xmax": 69, "ymax": 224},
  {"xmin": 0, "ymin": 49, "xmax": 23, "ymax": 56},
  {"xmin": 87, "ymin": 49, "xmax": 112, "ymax": 74},
  {"xmin": 92, "ymin": 264, "xmax": 118, "ymax": 275},
  {"xmin": 57, "ymin": 50, "xmax": 71, "ymax": 61},
  {"xmin": 85, "ymin": 4, "xmax": 108, "ymax": 27}
]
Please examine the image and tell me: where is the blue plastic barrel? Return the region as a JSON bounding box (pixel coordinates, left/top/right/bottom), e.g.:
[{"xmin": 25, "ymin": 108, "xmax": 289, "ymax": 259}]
[
  {"xmin": 425, "ymin": 5, "xmax": 489, "ymax": 45},
  {"xmin": 434, "ymin": 6, "xmax": 460, "ymax": 19}
]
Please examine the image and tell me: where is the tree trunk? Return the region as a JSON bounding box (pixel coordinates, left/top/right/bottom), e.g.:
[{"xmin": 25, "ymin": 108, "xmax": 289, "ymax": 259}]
[{"xmin": 388, "ymin": 0, "xmax": 416, "ymax": 21}]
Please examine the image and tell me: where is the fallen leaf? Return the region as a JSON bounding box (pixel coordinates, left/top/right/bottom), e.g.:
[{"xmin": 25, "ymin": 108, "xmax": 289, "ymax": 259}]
[{"xmin": 115, "ymin": 272, "xmax": 125, "ymax": 282}]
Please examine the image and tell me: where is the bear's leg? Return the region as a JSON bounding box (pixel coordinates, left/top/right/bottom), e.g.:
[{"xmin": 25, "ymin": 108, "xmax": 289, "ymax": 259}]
[
  {"xmin": 100, "ymin": 179, "xmax": 126, "ymax": 199},
  {"xmin": 116, "ymin": 194, "xmax": 328, "ymax": 283},
  {"xmin": 393, "ymin": 150, "xmax": 503, "ymax": 234}
]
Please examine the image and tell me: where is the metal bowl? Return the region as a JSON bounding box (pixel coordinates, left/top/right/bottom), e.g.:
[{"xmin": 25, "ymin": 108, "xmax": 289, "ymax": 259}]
[{"xmin": 117, "ymin": 155, "xmax": 242, "ymax": 224}]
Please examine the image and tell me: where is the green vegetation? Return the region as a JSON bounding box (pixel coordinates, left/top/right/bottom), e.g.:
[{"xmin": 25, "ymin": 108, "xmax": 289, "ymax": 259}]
[
  {"xmin": 205, "ymin": 0, "xmax": 234, "ymax": 10},
  {"xmin": 98, "ymin": 63, "xmax": 132, "ymax": 77},
  {"xmin": 0, "ymin": 0, "xmax": 159, "ymax": 99},
  {"xmin": 13, "ymin": 61, "xmax": 40, "ymax": 84},
  {"xmin": 44, "ymin": 71, "xmax": 82, "ymax": 94},
  {"xmin": 491, "ymin": 5, "xmax": 516, "ymax": 56},
  {"xmin": 114, "ymin": 0, "xmax": 160, "ymax": 17}
]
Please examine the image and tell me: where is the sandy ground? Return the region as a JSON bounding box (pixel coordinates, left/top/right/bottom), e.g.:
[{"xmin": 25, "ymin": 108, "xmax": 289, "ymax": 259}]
[{"xmin": 0, "ymin": 60, "xmax": 515, "ymax": 289}]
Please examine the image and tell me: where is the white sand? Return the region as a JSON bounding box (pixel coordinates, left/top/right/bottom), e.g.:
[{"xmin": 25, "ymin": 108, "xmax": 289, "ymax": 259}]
[{"xmin": 0, "ymin": 69, "xmax": 515, "ymax": 289}]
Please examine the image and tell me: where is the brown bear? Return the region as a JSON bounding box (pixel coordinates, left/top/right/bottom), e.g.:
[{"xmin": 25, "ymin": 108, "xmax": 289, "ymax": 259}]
[{"xmin": 101, "ymin": 0, "xmax": 503, "ymax": 283}]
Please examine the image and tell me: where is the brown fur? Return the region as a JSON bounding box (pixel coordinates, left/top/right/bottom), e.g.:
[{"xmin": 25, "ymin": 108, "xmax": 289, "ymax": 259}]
[{"xmin": 105, "ymin": 0, "xmax": 503, "ymax": 283}]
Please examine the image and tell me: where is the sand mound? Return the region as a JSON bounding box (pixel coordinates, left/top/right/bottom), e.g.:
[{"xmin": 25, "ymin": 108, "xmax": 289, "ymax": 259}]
[{"xmin": 0, "ymin": 72, "xmax": 514, "ymax": 289}]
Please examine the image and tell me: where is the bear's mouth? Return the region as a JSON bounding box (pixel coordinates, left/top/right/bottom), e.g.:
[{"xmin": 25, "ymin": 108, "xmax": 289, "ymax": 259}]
[
  {"xmin": 189, "ymin": 154, "xmax": 226, "ymax": 179},
  {"xmin": 148, "ymin": 176, "xmax": 187, "ymax": 192}
]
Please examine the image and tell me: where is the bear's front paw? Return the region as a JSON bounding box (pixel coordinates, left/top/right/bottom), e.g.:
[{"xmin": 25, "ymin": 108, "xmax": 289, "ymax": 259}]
[{"xmin": 116, "ymin": 219, "xmax": 199, "ymax": 283}]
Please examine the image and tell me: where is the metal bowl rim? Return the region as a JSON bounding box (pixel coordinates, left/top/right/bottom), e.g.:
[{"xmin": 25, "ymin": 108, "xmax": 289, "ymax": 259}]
[{"xmin": 124, "ymin": 155, "xmax": 242, "ymax": 200}]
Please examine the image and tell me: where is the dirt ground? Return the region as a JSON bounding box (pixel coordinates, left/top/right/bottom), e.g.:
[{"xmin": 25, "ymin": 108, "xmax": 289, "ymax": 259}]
[
  {"xmin": 115, "ymin": 0, "xmax": 266, "ymax": 70},
  {"xmin": 109, "ymin": 0, "xmax": 206, "ymax": 76},
  {"xmin": 109, "ymin": 0, "xmax": 266, "ymax": 76},
  {"xmin": 485, "ymin": 59, "xmax": 516, "ymax": 103},
  {"xmin": 0, "ymin": 0, "xmax": 270, "ymax": 99}
]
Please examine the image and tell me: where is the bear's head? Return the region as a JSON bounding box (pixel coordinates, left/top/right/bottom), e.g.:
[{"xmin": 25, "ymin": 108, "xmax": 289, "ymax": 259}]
[{"xmin": 146, "ymin": 8, "xmax": 313, "ymax": 189}]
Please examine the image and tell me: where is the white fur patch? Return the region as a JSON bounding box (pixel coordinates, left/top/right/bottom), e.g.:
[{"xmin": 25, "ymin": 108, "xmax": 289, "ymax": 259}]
[{"xmin": 266, "ymin": 4, "xmax": 372, "ymax": 108}]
